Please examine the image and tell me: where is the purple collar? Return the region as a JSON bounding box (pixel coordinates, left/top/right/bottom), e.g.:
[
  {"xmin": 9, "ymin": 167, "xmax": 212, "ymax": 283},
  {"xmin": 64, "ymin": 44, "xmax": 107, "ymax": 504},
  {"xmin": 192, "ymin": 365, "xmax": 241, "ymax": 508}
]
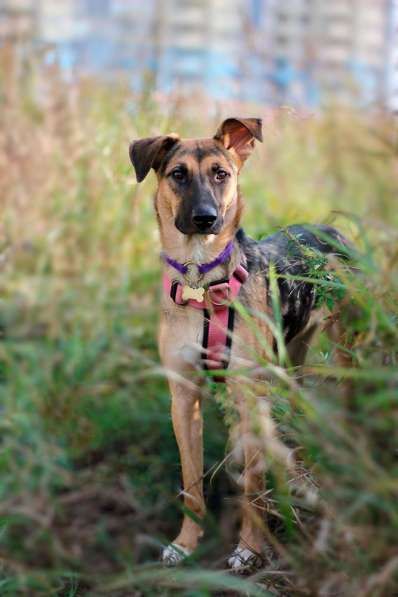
[{"xmin": 161, "ymin": 240, "xmax": 235, "ymax": 276}]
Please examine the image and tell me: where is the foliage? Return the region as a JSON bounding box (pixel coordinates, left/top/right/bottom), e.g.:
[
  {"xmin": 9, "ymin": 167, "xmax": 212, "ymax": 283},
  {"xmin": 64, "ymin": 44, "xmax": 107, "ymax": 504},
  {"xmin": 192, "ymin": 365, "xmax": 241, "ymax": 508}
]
[{"xmin": 0, "ymin": 48, "xmax": 397, "ymax": 595}]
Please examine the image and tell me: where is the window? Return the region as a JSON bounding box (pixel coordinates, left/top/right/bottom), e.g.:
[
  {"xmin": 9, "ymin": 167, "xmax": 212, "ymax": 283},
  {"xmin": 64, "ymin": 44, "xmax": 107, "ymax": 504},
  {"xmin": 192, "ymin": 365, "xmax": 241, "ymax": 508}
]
[
  {"xmin": 277, "ymin": 12, "xmax": 288, "ymax": 23},
  {"xmin": 82, "ymin": 0, "xmax": 110, "ymax": 17},
  {"xmin": 174, "ymin": 0, "xmax": 202, "ymax": 7},
  {"xmin": 249, "ymin": 0, "xmax": 262, "ymax": 25},
  {"xmin": 276, "ymin": 35, "xmax": 288, "ymax": 47}
]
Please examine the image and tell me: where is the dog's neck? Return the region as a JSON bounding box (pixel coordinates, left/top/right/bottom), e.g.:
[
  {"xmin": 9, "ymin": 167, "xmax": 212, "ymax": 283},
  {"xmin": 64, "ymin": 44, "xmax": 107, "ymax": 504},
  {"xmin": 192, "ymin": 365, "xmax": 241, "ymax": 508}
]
[{"xmin": 160, "ymin": 227, "xmax": 242, "ymax": 288}]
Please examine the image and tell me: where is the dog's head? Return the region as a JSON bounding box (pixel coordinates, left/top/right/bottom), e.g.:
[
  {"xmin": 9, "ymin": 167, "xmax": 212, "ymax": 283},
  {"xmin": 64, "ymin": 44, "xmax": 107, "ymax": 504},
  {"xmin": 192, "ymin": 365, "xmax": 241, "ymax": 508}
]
[{"xmin": 129, "ymin": 118, "xmax": 262, "ymax": 236}]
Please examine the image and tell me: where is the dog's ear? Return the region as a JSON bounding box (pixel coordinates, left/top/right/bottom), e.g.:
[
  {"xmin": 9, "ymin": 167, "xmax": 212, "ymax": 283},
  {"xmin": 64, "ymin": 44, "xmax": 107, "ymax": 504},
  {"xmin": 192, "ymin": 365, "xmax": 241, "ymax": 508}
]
[
  {"xmin": 214, "ymin": 118, "xmax": 262, "ymax": 166},
  {"xmin": 129, "ymin": 134, "xmax": 180, "ymax": 182}
]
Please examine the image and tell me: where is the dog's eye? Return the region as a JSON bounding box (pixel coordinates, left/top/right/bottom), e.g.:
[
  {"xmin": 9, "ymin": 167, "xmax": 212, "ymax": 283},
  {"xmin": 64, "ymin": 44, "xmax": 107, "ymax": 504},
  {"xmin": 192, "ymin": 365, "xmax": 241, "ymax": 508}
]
[
  {"xmin": 215, "ymin": 169, "xmax": 229, "ymax": 183},
  {"xmin": 171, "ymin": 168, "xmax": 186, "ymax": 182}
]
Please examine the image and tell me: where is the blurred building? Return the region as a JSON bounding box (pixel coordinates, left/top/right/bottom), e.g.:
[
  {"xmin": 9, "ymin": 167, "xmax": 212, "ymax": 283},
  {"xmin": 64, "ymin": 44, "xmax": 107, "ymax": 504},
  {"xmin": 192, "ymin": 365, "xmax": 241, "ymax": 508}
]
[
  {"xmin": 0, "ymin": 0, "xmax": 36, "ymax": 44},
  {"xmin": 248, "ymin": 0, "xmax": 391, "ymax": 107},
  {"xmin": 36, "ymin": 0, "xmax": 156, "ymax": 82},
  {"xmin": 30, "ymin": 0, "xmax": 245, "ymax": 98},
  {"xmin": 317, "ymin": 0, "xmax": 388, "ymax": 105},
  {"xmin": 152, "ymin": 0, "xmax": 244, "ymax": 97},
  {"xmin": 387, "ymin": 0, "xmax": 398, "ymax": 111},
  {"xmin": 0, "ymin": 0, "xmax": 396, "ymax": 109}
]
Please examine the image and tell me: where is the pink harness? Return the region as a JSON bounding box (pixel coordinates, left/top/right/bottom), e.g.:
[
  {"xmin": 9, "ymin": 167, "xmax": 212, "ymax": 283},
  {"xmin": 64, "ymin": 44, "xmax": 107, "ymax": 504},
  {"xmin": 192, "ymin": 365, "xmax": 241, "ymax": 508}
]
[{"xmin": 163, "ymin": 264, "xmax": 248, "ymax": 382}]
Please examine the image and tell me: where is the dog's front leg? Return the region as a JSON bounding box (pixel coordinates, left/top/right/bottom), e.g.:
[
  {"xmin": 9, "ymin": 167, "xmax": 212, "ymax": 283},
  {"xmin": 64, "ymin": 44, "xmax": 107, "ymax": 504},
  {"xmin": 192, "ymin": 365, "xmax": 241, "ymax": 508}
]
[
  {"xmin": 228, "ymin": 381, "xmax": 266, "ymax": 573},
  {"xmin": 162, "ymin": 378, "xmax": 205, "ymax": 565}
]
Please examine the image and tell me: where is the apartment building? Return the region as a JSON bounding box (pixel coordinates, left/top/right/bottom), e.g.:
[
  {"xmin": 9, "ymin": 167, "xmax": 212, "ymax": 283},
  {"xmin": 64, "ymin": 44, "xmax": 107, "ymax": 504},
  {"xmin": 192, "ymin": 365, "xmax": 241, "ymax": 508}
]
[
  {"xmin": 153, "ymin": 0, "xmax": 245, "ymax": 98},
  {"xmin": 248, "ymin": 0, "xmax": 315, "ymax": 104},
  {"xmin": 33, "ymin": 0, "xmax": 244, "ymax": 97},
  {"xmin": 252, "ymin": 0, "xmax": 391, "ymax": 106},
  {"xmin": 36, "ymin": 0, "xmax": 155, "ymax": 75},
  {"xmin": 315, "ymin": 0, "xmax": 389, "ymax": 104},
  {"xmin": 0, "ymin": 0, "xmax": 395, "ymax": 108}
]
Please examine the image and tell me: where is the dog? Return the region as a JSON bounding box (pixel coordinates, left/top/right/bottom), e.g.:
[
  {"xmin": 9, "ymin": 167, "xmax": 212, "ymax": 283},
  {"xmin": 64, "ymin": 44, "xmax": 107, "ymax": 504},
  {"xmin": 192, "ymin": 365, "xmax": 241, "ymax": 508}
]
[{"xmin": 129, "ymin": 118, "xmax": 353, "ymax": 572}]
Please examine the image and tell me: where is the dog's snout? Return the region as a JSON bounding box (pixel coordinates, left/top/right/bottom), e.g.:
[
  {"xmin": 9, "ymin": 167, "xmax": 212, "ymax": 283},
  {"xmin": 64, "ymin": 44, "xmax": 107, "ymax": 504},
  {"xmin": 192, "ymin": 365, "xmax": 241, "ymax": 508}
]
[{"xmin": 192, "ymin": 207, "xmax": 217, "ymax": 232}]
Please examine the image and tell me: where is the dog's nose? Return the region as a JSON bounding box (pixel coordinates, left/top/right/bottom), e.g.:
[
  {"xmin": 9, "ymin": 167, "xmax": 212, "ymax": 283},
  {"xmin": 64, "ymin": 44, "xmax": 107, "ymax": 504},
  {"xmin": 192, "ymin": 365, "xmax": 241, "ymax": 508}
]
[{"xmin": 192, "ymin": 208, "xmax": 217, "ymax": 231}]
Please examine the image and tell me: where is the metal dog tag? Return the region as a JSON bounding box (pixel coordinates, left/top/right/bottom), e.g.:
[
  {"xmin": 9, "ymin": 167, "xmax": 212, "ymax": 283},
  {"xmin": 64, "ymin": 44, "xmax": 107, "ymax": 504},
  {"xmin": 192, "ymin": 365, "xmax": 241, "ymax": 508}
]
[{"xmin": 182, "ymin": 285, "xmax": 205, "ymax": 302}]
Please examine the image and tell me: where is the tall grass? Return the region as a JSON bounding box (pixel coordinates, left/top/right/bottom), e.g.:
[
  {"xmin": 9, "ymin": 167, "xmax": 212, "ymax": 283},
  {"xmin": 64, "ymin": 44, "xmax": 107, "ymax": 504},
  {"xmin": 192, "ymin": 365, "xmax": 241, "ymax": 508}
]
[{"xmin": 0, "ymin": 47, "xmax": 397, "ymax": 595}]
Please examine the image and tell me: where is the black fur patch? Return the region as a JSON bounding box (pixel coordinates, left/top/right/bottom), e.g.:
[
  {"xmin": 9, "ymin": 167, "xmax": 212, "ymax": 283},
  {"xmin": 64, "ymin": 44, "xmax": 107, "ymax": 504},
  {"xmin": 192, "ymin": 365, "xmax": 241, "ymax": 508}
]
[{"xmin": 237, "ymin": 225, "xmax": 352, "ymax": 343}]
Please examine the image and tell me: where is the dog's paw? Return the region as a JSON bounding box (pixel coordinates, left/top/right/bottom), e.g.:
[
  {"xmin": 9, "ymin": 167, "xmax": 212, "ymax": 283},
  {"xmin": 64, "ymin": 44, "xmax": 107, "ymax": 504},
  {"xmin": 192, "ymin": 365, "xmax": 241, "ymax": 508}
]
[
  {"xmin": 228, "ymin": 545, "xmax": 264, "ymax": 574},
  {"xmin": 161, "ymin": 543, "xmax": 191, "ymax": 566}
]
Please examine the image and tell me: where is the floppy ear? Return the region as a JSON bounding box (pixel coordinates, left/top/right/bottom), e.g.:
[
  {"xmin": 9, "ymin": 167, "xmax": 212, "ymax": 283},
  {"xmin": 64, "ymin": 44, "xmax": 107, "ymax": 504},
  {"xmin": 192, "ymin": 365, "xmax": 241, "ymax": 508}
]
[
  {"xmin": 129, "ymin": 134, "xmax": 180, "ymax": 182},
  {"xmin": 214, "ymin": 118, "xmax": 263, "ymax": 166}
]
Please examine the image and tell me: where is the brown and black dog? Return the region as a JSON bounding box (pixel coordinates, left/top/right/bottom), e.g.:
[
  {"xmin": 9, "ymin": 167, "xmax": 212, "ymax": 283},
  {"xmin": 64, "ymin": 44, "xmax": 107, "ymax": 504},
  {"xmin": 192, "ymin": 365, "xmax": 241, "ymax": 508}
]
[{"xmin": 129, "ymin": 118, "xmax": 352, "ymax": 572}]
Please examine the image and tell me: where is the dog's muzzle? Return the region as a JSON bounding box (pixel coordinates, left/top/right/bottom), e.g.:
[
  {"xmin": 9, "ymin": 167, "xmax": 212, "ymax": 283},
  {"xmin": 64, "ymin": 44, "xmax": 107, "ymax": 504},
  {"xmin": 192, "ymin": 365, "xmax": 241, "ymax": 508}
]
[{"xmin": 191, "ymin": 206, "xmax": 218, "ymax": 233}]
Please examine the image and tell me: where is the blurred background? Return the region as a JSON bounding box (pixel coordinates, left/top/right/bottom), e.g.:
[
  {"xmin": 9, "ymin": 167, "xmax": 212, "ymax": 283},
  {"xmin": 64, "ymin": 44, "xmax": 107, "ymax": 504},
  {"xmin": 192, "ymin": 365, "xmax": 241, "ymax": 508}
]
[
  {"xmin": 1, "ymin": 0, "xmax": 398, "ymax": 109},
  {"xmin": 1, "ymin": 2, "xmax": 398, "ymax": 596}
]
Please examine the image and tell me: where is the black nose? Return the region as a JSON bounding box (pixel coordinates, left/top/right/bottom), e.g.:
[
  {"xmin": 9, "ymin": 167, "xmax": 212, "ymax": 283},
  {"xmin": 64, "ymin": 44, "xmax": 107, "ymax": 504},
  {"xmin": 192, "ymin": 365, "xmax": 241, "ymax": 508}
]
[{"xmin": 192, "ymin": 208, "xmax": 217, "ymax": 231}]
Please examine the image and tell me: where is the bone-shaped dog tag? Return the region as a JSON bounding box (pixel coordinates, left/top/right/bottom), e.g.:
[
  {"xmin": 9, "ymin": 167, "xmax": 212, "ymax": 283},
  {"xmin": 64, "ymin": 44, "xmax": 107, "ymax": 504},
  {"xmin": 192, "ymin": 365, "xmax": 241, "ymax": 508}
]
[{"xmin": 182, "ymin": 285, "xmax": 205, "ymax": 302}]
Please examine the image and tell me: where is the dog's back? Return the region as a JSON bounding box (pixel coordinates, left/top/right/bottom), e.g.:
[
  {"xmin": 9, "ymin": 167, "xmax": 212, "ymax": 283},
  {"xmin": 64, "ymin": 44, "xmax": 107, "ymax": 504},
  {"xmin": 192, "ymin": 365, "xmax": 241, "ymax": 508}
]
[{"xmin": 237, "ymin": 224, "xmax": 353, "ymax": 344}]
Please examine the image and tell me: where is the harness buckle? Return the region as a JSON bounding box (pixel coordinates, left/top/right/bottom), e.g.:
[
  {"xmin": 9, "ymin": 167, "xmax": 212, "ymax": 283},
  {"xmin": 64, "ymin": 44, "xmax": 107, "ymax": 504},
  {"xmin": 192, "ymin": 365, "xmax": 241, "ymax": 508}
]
[{"xmin": 207, "ymin": 282, "xmax": 231, "ymax": 307}]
